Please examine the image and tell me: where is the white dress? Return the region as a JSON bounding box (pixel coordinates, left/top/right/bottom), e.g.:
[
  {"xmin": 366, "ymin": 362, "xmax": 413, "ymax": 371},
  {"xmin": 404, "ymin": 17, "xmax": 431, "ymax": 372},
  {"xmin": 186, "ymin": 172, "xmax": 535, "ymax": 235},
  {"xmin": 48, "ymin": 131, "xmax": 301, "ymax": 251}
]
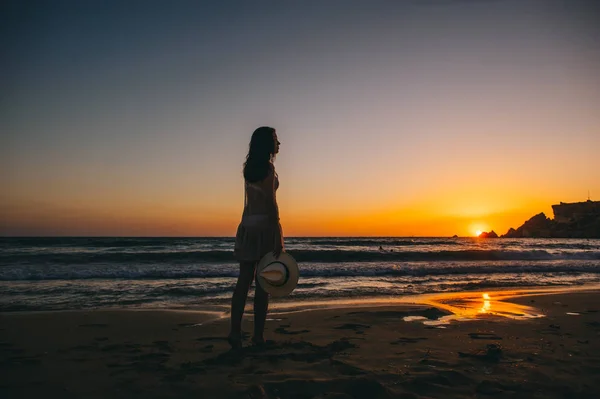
[{"xmin": 233, "ymin": 168, "xmax": 283, "ymax": 262}]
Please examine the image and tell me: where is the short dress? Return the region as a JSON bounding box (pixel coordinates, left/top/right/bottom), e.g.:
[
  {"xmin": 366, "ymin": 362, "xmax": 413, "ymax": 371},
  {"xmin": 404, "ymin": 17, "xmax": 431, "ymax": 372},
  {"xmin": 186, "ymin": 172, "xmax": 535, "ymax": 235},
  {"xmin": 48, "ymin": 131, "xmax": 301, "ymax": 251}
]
[{"xmin": 233, "ymin": 169, "xmax": 283, "ymax": 262}]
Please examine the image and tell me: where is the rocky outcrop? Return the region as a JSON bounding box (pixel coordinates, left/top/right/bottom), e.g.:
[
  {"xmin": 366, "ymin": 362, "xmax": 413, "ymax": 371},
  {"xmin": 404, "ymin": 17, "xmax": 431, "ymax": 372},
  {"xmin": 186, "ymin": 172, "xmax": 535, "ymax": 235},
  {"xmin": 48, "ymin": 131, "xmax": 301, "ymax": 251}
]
[
  {"xmin": 502, "ymin": 208, "xmax": 600, "ymax": 238},
  {"xmin": 502, "ymin": 213, "xmax": 553, "ymax": 238},
  {"xmin": 479, "ymin": 230, "xmax": 498, "ymax": 238}
]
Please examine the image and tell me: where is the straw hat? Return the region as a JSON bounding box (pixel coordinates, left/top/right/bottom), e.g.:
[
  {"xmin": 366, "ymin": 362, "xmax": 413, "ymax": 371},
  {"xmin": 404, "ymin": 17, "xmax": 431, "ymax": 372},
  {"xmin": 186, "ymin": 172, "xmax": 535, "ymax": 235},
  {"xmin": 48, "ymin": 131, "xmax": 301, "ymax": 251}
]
[{"xmin": 256, "ymin": 252, "xmax": 299, "ymax": 297}]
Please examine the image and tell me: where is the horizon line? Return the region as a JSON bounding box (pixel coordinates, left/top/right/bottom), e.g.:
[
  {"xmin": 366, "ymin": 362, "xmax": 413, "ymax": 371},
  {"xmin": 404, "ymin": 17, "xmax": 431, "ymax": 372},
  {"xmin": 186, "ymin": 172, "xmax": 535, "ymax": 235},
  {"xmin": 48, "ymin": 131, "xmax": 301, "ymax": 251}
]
[{"xmin": 0, "ymin": 235, "xmax": 478, "ymax": 239}]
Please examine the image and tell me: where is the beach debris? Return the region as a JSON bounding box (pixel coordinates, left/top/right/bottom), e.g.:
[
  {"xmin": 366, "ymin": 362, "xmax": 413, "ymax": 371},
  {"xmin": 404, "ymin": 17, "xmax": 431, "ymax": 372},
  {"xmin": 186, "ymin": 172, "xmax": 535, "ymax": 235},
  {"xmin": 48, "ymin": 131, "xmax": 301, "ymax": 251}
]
[{"xmin": 549, "ymin": 324, "xmax": 561, "ymax": 329}]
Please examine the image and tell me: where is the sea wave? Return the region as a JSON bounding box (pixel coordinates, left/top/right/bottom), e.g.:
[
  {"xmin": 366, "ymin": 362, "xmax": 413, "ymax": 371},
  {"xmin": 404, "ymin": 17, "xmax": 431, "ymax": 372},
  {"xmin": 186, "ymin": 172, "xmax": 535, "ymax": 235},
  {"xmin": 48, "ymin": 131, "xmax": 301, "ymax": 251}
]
[
  {"xmin": 303, "ymin": 239, "xmax": 456, "ymax": 246},
  {"xmin": 2, "ymin": 276, "xmax": 597, "ymax": 312},
  {"xmin": 2, "ymin": 261, "xmax": 600, "ymax": 281},
  {"xmin": 2, "ymin": 248, "xmax": 600, "ymax": 266}
]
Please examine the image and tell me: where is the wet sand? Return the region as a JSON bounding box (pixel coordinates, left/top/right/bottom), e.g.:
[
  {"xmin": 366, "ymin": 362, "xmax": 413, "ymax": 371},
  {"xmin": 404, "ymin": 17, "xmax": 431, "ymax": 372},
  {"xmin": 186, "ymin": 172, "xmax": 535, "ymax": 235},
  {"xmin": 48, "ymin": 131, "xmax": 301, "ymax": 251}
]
[{"xmin": 1, "ymin": 287, "xmax": 600, "ymax": 398}]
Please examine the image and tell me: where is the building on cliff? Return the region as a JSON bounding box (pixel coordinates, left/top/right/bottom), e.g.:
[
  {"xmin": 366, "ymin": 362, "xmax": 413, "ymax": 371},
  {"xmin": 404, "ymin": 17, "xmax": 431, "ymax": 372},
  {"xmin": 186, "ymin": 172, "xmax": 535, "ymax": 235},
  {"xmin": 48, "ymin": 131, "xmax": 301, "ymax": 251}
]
[
  {"xmin": 502, "ymin": 199, "xmax": 600, "ymax": 238},
  {"xmin": 552, "ymin": 200, "xmax": 600, "ymax": 224}
]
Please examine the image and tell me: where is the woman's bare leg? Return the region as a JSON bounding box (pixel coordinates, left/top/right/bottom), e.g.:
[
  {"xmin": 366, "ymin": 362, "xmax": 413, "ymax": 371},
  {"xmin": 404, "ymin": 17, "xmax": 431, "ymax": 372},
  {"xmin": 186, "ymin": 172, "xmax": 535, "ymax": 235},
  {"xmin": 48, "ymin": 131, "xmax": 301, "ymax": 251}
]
[
  {"xmin": 229, "ymin": 262, "xmax": 256, "ymax": 341},
  {"xmin": 253, "ymin": 274, "xmax": 269, "ymax": 342}
]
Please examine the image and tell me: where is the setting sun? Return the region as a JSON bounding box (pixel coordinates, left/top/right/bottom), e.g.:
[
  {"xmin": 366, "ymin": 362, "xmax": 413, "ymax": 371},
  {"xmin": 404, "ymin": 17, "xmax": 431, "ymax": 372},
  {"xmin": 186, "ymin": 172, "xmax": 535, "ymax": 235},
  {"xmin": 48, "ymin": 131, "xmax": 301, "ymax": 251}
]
[{"xmin": 468, "ymin": 222, "xmax": 491, "ymax": 238}]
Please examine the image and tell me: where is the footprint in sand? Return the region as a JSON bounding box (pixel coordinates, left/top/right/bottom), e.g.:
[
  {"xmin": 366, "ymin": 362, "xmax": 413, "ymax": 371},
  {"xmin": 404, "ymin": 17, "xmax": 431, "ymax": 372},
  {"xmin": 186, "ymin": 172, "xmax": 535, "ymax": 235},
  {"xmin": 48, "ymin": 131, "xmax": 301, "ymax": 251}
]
[
  {"xmin": 199, "ymin": 339, "xmax": 357, "ymax": 368},
  {"xmin": 274, "ymin": 326, "xmax": 310, "ymax": 335},
  {"xmin": 152, "ymin": 340, "xmax": 173, "ymax": 352},
  {"xmin": 179, "ymin": 360, "xmax": 207, "ymax": 374},
  {"xmin": 196, "ymin": 332, "xmax": 250, "ymax": 342},
  {"xmin": 391, "ymin": 337, "xmax": 428, "ymax": 345},
  {"xmin": 161, "ymin": 373, "xmax": 186, "ymax": 382},
  {"xmin": 458, "ymin": 343, "xmax": 504, "ymax": 362},
  {"xmin": 133, "ymin": 352, "xmax": 170, "ymax": 365},
  {"xmin": 333, "ymin": 324, "xmax": 370, "ymax": 335},
  {"xmin": 177, "ymin": 323, "xmax": 203, "ymax": 327},
  {"xmin": 199, "ymin": 344, "xmax": 213, "ymax": 353},
  {"xmin": 78, "ymin": 323, "xmax": 108, "ymax": 328},
  {"xmin": 6, "ymin": 355, "xmax": 42, "ymax": 366},
  {"xmin": 70, "ymin": 343, "xmax": 97, "ymax": 351},
  {"xmin": 330, "ymin": 359, "xmax": 366, "ymax": 376},
  {"xmin": 468, "ymin": 333, "xmax": 503, "ymax": 340}
]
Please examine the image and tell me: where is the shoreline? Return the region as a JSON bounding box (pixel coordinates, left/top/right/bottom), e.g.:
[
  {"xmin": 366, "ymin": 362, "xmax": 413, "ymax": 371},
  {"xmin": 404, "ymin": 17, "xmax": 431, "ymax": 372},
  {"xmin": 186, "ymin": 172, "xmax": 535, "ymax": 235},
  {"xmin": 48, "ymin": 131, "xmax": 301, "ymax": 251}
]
[
  {"xmin": 4, "ymin": 282, "xmax": 600, "ymax": 317},
  {"xmin": 2, "ymin": 286, "xmax": 600, "ymax": 397}
]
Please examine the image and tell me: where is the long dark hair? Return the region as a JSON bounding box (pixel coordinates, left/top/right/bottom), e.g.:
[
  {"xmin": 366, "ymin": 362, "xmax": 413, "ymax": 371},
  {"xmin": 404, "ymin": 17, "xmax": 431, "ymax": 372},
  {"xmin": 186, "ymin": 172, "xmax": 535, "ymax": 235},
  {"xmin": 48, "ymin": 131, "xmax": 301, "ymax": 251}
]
[{"xmin": 243, "ymin": 126, "xmax": 276, "ymax": 183}]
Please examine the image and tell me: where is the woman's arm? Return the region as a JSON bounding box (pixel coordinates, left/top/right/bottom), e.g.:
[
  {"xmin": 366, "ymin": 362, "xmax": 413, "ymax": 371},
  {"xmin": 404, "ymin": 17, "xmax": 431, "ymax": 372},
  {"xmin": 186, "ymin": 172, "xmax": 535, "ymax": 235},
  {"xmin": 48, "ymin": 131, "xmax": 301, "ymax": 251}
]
[
  {"xmin": 264, "ymin": 165, "xmax": 283, "ymax": 256},
  {"xmin": 264, "ymin": 165, "xmax": 280, "ymax": 225}
]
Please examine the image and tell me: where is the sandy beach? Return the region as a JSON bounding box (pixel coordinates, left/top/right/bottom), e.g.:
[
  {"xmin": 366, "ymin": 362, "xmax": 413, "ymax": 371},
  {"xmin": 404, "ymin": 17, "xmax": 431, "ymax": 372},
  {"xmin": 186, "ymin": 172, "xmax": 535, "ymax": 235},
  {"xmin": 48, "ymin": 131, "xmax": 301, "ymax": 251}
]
[{"xmin": 2, "ymin": 288, "xmax": 600, "ymax": 398}]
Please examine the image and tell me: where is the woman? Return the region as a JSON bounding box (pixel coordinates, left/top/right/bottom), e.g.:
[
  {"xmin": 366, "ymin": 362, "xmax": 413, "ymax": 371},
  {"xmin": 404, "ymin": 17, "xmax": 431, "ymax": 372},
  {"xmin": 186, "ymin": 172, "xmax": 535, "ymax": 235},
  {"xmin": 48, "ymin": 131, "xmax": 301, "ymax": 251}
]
[{"xmin": 229, "ymin": 126, "xmax": 284, "ymax": 349}]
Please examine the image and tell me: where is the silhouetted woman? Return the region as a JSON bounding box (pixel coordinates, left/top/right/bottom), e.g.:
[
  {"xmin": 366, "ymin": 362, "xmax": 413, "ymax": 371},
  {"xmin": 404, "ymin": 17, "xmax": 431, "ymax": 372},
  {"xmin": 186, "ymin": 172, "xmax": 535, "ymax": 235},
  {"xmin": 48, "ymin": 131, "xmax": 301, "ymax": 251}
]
[{"xmin": 229, "ymin": 126, "xmax": 284, "ymax": 349}]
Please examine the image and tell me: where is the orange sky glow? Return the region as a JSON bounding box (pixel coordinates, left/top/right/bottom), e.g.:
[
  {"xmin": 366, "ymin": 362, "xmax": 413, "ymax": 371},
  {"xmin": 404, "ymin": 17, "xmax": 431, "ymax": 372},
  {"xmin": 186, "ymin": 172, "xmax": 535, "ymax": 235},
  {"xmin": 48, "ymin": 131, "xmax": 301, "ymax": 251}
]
[{"xmin": 2, "ymin": 1, "xmax": 599, "ymax": 237}]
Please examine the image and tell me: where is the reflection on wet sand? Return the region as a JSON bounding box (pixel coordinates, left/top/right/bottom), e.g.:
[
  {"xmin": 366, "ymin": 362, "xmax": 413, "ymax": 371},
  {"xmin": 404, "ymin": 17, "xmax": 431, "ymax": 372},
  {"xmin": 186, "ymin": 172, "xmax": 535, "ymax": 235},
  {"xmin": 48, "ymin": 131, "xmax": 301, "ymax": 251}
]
[
  {"xmin": 406, "ymin": 290, "xmax": 545, "ymax": 325},
  {"xmin": 266, "ymin": 285, "xmax": 600, "ymax": 323}
]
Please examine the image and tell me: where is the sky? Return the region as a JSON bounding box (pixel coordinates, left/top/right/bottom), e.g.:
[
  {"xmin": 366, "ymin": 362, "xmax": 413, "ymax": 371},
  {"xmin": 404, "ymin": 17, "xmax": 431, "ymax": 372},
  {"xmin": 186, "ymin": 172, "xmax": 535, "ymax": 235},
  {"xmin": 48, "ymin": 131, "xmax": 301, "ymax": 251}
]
[{"xmin": 1, "ymin": 0, "xmax": 599, "ymax": 237}]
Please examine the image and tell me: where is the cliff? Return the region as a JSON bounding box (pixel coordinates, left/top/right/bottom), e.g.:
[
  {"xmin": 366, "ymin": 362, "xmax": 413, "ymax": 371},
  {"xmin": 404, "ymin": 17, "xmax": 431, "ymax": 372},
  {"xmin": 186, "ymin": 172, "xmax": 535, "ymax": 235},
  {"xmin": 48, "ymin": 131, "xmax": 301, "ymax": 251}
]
[{"xmin": 502, "ymin": 200, "xmax": 600, "ymax": 238}]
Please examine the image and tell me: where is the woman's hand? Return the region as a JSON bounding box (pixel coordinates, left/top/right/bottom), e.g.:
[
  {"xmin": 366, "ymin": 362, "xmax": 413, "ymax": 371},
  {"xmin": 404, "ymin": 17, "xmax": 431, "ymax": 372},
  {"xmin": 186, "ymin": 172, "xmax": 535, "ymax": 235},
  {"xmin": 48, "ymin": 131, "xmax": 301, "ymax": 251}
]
[
  {"xmin": 273, "ymin": 241, "xmax": 283, "ymax": 259},
  {"xmin": 273, "ymin": 222, "xmax": 284, "ymax": 259}
]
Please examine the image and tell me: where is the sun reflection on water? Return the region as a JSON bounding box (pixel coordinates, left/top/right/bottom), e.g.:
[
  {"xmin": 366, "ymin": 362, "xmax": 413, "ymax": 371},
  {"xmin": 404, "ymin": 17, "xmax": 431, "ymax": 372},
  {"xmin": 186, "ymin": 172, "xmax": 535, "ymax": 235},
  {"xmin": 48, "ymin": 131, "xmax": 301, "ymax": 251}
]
[
  {"xmin": 479, "ymin": 293, "xmax": 491, "ymax": 314},
  {"xmin": 404, "ymin": 290, "xmax": 545, "ymax": 326}
]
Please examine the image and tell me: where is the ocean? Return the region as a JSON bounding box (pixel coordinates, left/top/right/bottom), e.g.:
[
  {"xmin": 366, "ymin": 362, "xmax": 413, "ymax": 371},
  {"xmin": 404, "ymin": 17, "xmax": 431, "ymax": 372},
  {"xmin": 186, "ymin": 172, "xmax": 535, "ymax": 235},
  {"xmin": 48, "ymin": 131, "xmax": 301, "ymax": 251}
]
[{"xmin": 1, "ymin": 237, "xmax": 599, "ymax": 312}]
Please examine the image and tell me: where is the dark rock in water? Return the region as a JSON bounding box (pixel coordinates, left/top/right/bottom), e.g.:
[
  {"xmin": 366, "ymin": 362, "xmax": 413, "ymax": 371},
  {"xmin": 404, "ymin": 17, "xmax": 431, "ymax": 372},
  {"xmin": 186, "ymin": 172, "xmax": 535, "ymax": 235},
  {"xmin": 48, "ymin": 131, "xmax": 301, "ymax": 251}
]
[
  {"xmin": 505, "ymin": 227, "xmax": 517, "ymax": 237},
  {"xmin": 502, "ymin": 213, "xmax": 552, "ymax": 238},
  {"xmin": 452, "ymin": 234, "xmax": 458, "ymax": 238},
  {"xmin": 479, "ymin": 230, "xmax": 498, "ymax": 238}
]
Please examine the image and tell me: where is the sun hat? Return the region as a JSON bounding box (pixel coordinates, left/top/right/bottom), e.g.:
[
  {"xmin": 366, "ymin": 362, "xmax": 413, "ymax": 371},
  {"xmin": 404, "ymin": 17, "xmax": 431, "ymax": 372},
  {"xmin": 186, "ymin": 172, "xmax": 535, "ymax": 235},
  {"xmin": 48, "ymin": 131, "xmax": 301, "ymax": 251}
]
[{"xmin": 256, "ymin": 252, "xmax": 299, "ymax": 297}]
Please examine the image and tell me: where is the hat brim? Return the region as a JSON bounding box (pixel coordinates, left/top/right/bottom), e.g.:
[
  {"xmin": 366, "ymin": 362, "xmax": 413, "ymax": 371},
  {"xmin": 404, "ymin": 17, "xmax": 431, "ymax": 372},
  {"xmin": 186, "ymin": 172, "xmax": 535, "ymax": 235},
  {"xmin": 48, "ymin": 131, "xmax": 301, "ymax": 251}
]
[{"xmin": 256, "ymin": 252, "xmax": 299, "ymax": 297}]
